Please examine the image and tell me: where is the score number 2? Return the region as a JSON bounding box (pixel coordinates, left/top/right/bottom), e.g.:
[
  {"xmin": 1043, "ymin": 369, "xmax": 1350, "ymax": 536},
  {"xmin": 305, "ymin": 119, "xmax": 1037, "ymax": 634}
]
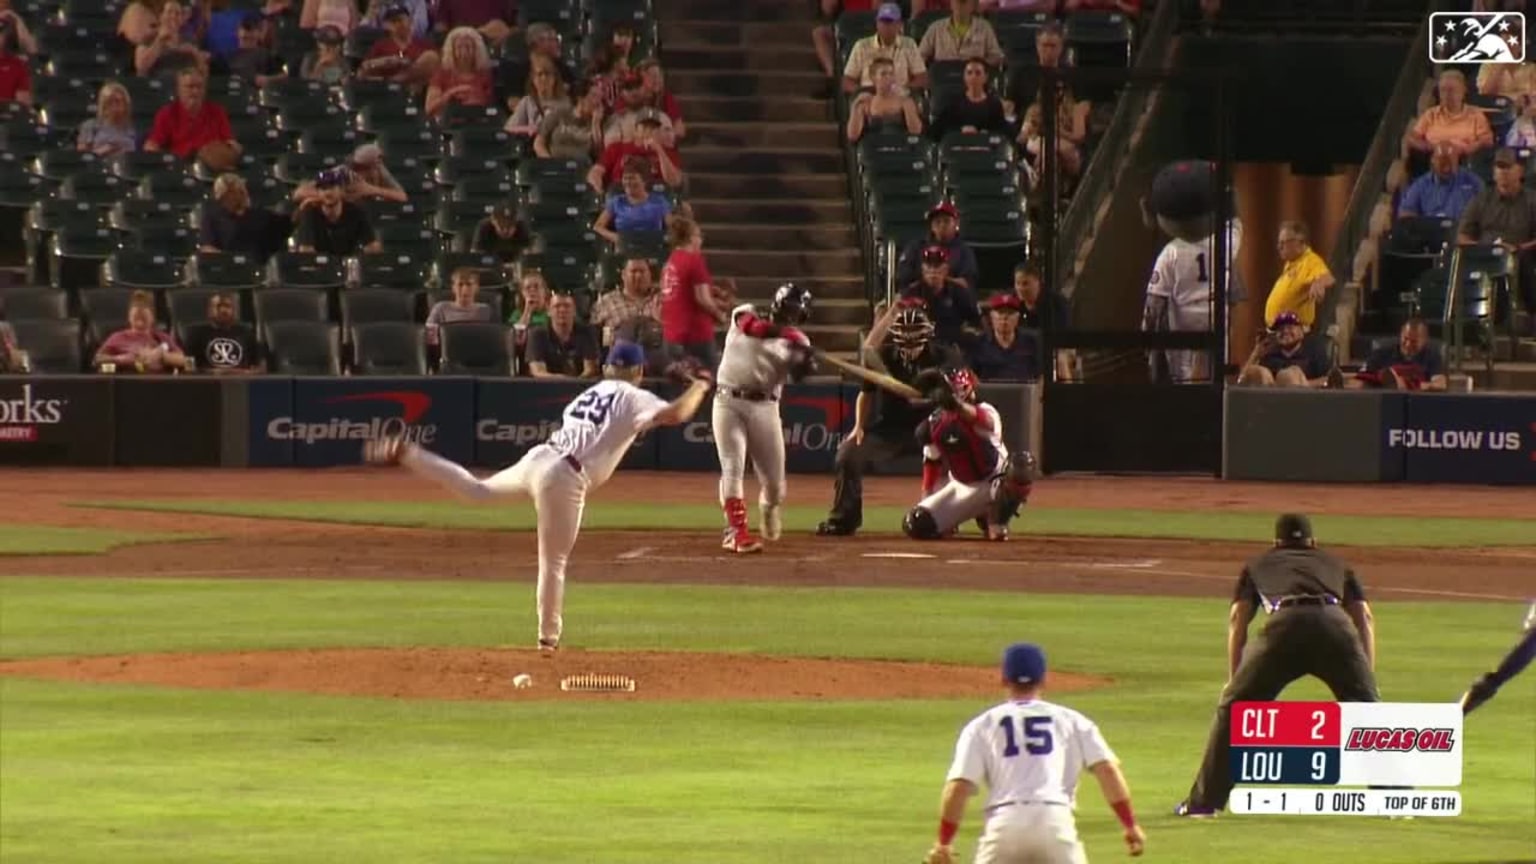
[{"xmin": 1000, "ymin": 716, "xmax": 1054, "ymax": 757}]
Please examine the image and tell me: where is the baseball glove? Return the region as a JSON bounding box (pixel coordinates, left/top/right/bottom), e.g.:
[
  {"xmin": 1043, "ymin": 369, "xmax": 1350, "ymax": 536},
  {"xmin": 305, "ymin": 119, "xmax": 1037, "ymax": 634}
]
[
  {"xmin": 922, "ymin": 843, "xmax": 956, "ymax": 864},
  {"xmin": 664, "ymin": 357, "xmax": 712, "ymax": 385}
]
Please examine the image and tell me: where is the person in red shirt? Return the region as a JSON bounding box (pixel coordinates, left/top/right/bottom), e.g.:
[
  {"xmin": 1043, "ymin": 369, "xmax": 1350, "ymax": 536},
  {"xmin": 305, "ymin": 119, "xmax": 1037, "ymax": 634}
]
[
  {"xmin": 359, "ymin": 4, "xmax": 439, "ymax": 89},
  {"xmin": 660, "ymin": 216, "xmax": 730, "ymax": 369},
  {"xmin": 425, "ymin": 25, "xmax": 495, "ymax": 117},
  {"xmin": 587, "ymin": 116, "xmax": 682, "ymax": 193},
  {"xmin": 0, "ymin": 16, "xmax": 32, "ymax": 107},
  {"xmin": 144, "ymin": 67, "xmax": 241, "ymax": 172}
]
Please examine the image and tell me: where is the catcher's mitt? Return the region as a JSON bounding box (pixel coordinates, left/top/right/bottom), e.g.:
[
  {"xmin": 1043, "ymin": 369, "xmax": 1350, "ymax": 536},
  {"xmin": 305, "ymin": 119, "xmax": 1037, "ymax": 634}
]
[{"xmin": 664, "ymin": 357, "xmax": 712, "ymax": 385}]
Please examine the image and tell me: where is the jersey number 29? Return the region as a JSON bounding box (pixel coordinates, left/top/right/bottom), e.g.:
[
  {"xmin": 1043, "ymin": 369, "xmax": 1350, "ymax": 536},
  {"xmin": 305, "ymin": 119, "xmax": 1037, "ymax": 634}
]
[
  {"xmin": 569, "ymin": 390, "xmax": 615, "ymax": 427},
  {"xmin": 1000, "ymin": 716, "xmax": 1054, "ymax": 757}
]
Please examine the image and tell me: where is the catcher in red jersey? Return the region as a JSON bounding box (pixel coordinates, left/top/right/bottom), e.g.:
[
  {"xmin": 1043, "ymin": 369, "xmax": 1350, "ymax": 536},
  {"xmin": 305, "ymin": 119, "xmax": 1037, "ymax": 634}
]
[{"xmin": 904, "ymin": 367, "xmax": 1037, "ymax": 541}]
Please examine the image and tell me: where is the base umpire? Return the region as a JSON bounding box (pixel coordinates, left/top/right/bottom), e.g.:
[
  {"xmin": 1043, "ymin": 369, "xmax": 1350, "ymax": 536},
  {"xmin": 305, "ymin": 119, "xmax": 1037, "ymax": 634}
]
[{"xmin": 1175, "ymin": 513, "xmax": 1380, "ymax": 817}]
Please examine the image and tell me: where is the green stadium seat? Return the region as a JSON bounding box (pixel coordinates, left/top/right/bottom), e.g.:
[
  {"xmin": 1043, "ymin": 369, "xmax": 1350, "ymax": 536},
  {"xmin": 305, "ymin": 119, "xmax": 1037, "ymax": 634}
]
[
  {"xmin": 9, "ymin": 318, "xmax": 84, "ymax": 373},
  {"xmin": 33, "ymin": 150, "xmax": 104, "ymax": 182},
  {"xmin": 354, "ymin": 252, "xmax": 434, "ymax": 292},
  {"xmin": 103, "ymin": 250, "xmax": 187, "ymax": 291},
  {"xmin": 60, "ymin": 170, "xmax": 133, "ymax": 204},
  {"xmin": 375, "ymin": 128, "xmax": 443, "ymax": 162},
  {"xmin": 108, "ymin": 151, "xmax": 183, "ymax": 181},
  {"xmin": 264, "ymin": 321, "xmax": 343, "ymax": 375},
  {"xmin": 50, "ymin": 224, "xmax": 119, "ymax": 292},
  {"xmin": 297, "ymin": 127, "xmax": 368, "ymax": 160},
  {"xmin": 136, "ymin": 171, "xmax": 206, "ymax": 208},
  {"xmin": 434, "ymin": 251, "xmax": 510, "ymax": 290},
  {"xmin": 3, "ymin": 285, "xmax": 71, "ymax": 320},
  {"xmin": 189, "ymin": 251, "xmax": 268, "ymax": 291},
  {"xmin": 434, "ymin": 200, "xmax": 498, "ymax": 237}
]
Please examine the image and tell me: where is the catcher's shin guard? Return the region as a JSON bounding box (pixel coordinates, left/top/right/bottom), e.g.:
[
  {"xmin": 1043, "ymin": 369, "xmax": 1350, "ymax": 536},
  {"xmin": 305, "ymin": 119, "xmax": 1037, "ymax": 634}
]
[{"xmin": 987, "ymin": 449, "xmax": 1038, "ymax": 530}]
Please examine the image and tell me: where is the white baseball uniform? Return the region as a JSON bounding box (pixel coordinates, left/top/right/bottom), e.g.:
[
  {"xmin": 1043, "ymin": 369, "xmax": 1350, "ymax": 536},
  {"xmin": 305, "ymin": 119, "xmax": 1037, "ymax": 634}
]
[
  {"xmin": 712, "ymin": 304, "xmax": 806, "ymax": 522},
  {"xmin": 947, "ymin": 698, "xmax": 1119, "ymax": 864},
  {"xmin": 397, "ymin": 378, "xmax": 669, "ymax": 644},
  {"xmin": 917, "ymin": 402, "xmax": 1005, "ymax": 532},
  {"xmin": 1144, "ymin": 217, "xmax": 1243, "ymax": 383}
]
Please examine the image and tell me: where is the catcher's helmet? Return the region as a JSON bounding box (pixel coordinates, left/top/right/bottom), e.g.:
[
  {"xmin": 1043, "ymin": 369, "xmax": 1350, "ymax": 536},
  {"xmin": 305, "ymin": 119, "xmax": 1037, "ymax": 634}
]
[
  {"xmin": 890, "ymin": 303, "xmax": 935, "ymax": 352},
  {"xmin": 770, "ymin": 282, "xmax": 812, "ymax": 325},
  {"xmin": 944, "ymin": 367, "xmax": 978, "ymax": 401}
]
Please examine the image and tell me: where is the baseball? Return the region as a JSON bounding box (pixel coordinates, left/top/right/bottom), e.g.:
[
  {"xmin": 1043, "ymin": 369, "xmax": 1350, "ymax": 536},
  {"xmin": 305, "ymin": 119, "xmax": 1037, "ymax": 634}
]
[{"xmin": 513, "ymin": 673, "xmax": 533, "ymax": 689}]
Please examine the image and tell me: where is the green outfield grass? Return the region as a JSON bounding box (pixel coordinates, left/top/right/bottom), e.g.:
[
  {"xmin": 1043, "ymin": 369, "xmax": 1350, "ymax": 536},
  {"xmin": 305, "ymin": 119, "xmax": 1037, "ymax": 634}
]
[
  {"xmin": 0, "ymin": 525, "xmax": 209, "ymax": 556},
  {"xmin": 1, "ymin": 577, "xmax": 1531, "ymax": 864},
  {"xmin": 80, "ymin": 499, "xmax": 1536, "ymax": 547}
]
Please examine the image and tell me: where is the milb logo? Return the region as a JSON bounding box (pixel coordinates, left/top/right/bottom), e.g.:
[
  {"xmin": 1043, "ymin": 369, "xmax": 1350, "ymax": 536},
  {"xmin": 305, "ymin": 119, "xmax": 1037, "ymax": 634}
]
[{"xmin": 266, "ymin": 391, "xmax": 440, "ymax": 445}]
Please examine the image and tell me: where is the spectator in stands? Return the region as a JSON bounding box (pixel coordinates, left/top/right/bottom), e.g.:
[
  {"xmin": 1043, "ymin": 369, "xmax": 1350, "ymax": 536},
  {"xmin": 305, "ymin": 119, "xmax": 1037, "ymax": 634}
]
[
  {"xmin": 300, "ymin": 0, "xmax": 356, "ymax": 34},
  {"xmin": 636, "ymin": 59, "xmax": 686, "ymax": 141},
  {"xmin": 200, "ymin": 173, "xmax": 281, "ymax": 256},
  {"xmin": 471, "ymin": 202, "xmax": 529, "ymax": 262},
  {"xmin": 1407, "ymin": 69, "xmax": 1495, "ymax": 160},
  {"xmin": 1477, "ymin": 59, "xmax": 1536, "ymax": 101},
  {"xmin": 813, "ymin": 1, "xmax": 870, "ymax": 97},
  {"xmin": 587, "ymin": 44, "xmax": 631, "ymax": 114},
  {"xmin": 435, "ymin": 0, "xmax": 515, "ymax": 48},
  {"xmin": 1010, "ymin": 261, "xmax": 1076, "ymax": 380},
  {"xmin": 1019, "ymin": 82, "xmax": 1091, "ymax": 187},
  {"xmin": 590, "ymin": 257, "xmax": 660, "ymax": 345},
  {"xmin": 534, "ymin": 78, "xmax": 601, "ymax": 160},
  {"xmin": 930, "ymin": 58, "xmax": 1010, "ymax": 141},
  {"xmin": 606, "ymin": 22, "xmax": 639, "ymax": 68},
  {"xmin": 1346, "ymin": 317, "xmax": 1448, "ymax": 391},
  {"xmin": 426, "ymin": 27, "xmax": 496, "ymax": 118},
  {"xmin": 594, "ymin": 163, "xmax": 673, "ymax": 245},
  {"xmin": 145, "ymin": 68, "xmax": 243, "ymax": 173},
  {"xmin": 1064, "ymin": 0, "xmax": 1141, "ymax": 14},
  {"xmin": 970, "ymin": 293, "xmax": 1039, "ymax": 382},
  {"xmin": 359, "ymin": 4, "xmax": 440, "ymax": 90},
  {"xmin": 293, "ymin": 144, "xmax": 408, "ymax": 205},
  {"xmin": 0, "ymin": 301, "xmax": 19, "ymax": 373},
  {"xmin": 523, "ymin": 22, "xmax": 575, "ymax": 85},
  {"xmin": 919, "ymin": 0, "xmax": 1004, "ymax": 67},
  {"xmin": 227, "ymin": 13, "xmax": 284, "ymax": 87},
  {"xmin": 0, "ymin": 17, "xmax": 28, "ymax": 108},
  {"xmin": 901, "ymin": 245, "xmax": 982, "ymax": 344},
  {"xmin": 897, "ymin": 202, "xmax": 980, "ymax": 291},
  {"xmin": 361, "ymin": 0, "xmax": 428, "ymax": 38},
  {"xmin": 505, "ymin": 55, "xmax": 570, "ymax": 137},
  {"xmin": 301, "ymin": 25, "xmax": 351, "ymax": 85},
  {"xmin": 978, "ymin": 0, "xmax": 1060, "ymax": 8},
  {"xmin": 94, "ymin": 291, "xmax": 188, "ymax": 374},
  {"xmin": 843, "ymin": 3, "xmax": 928, "ymax": 96},
  {"xmin": 184, "ymin": 292, "xmax": 264, "ymax": 374},
  {"xmin": 134, "ymin": 1, "xmax": 209, "ymax": 76},
  {"xmin": 79, "ymin": 83, "xmax": 138, "ymax": 155},
  {"xmin": 293, "ymin": 168, "xmax": 382, "ymax": 255},
  {"xmin": 0, "ymin": 0, "xmax": 36, "ymax": 56},
  {"xmin": 1262, "ymin": 220, "xmax": 1334, "ymax": 331},
  {"xmin": 1398, "ymin": 141, "xmax": 1484, "ymax": 221},
  {"xmin": 511, "ymin": 270, "xmax": 553, "ymax": 356},
  {"xmin": 118, "ymin": 0, "xmax": 166, "ymax": 49},
  {"xmin": 425, "ymin": 267, "xmax": 494, "ymax": 347},
  {"xmin": 1457, "ymin": 147, "xmax": 1536, "ymax": 325},
  {"xmin": 846, "ymin": 58, "xmax": 924, "ymax": 142},
  {"xmin": 1505, "ymin": 93, "xmax": 1536, "ymax": 147},
  {"xmin": 1237, "ymin": 311, "xmax": 1335, "ymax": 388},
  {"xmin": 527, "ymin": 292, "xmax": 600, "ymax": 379},
  {"xmin": 603, "ymin": 73, "xmax": 675, "ymax": 147},
  {"xmin": 589, "ymin": 118, "xmax": 683, "ymax": 194}
]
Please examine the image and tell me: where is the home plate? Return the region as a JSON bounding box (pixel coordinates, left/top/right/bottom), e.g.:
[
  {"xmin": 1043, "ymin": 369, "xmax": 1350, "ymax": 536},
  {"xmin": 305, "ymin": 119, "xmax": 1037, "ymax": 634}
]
[{"xmin": 862, "ymin": 552, "xmax": 937, "ymax": 559}]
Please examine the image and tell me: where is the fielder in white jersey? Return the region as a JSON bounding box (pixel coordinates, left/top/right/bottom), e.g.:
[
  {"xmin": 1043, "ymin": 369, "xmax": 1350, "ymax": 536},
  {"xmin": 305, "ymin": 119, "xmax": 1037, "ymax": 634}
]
[
  {"xmin": 1142, "ymin": 217, "xmax": 1244, "ymax": 384},
  {"xmin": 925, "ymin": 643, "xmax": 1145, "ymax": 864},
  {"xmin": 712, "ymin": 282, "xmax": 816, "ymax": 553},
  {"xmin": 364, "ymin": 342, "xmax": 712, "ymax": 651}
]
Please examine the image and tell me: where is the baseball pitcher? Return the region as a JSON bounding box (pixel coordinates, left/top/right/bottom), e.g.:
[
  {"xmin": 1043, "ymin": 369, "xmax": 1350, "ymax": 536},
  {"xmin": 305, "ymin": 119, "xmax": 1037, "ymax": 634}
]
[
  {"xmin": 1141, "ymin": 216, "xmax": 1243, "ymax": 384},
  {"xmin": 364, "ymin": 342, "xmax": 712, "ymax": 652},
  {"xmin": 712, "ymin": 282, "xmax": 817, "ymax": 553},
  {"xmin": 1460, "ymin": 600, "xmax": 1536, "ymax": 715},
  {"xmin": 926, "ymin": 643, "xmax": 1145, "ymax": 864},
  {"xmin": 903, "ymin": 367, "xmax": 1036, "ymax": 542}
]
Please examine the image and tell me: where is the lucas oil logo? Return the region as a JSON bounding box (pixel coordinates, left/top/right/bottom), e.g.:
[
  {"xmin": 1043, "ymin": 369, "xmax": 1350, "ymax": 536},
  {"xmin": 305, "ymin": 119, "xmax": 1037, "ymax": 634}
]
[
  {"xmin": 266, "ymin": 391, "xmax": 439, "ymax": 445},
  {"xmin": 1345, "ymin": 728, "xmax": 1455, "ymax": 753},
  {"xmin": 0, "ymin": 384, "xmax": 67, "ymax": 442}
]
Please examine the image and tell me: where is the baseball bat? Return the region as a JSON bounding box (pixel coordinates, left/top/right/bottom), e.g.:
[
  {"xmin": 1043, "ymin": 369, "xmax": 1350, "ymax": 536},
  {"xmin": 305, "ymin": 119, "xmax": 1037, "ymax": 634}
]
[{"xmin": 814, "ymin": 349, "xmax": 925, "ymax": 401}]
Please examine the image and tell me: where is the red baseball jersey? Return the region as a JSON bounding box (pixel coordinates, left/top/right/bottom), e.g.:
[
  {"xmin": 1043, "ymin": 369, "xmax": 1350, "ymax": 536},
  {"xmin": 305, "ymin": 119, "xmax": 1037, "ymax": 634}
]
[{"xmin": 924, "ymin": 402, "xmax": 1004, "ymax": 484}]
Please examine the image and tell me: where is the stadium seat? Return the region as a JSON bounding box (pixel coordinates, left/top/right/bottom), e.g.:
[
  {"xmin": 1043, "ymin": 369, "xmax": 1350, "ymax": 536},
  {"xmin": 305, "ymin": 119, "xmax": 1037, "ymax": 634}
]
[
  {"xmin": 429, "ymin": 287, "xmax": 505, "ymax": 321},
  {"xmin": 433, "ymin": 251, "xmax": 510, "ymax": 290},
  {"xmin": 265, "ymin": 321, "xmax": 342, "ymax": 375},
  {"xmin": 2, "ymin": 286, "xmax": 70, "ymax": 320},
  {"xmin": 297, "ymin": 127, "xmax": 368, "ymax": 160},
  {"xmin": 433, "ymin": 156, "xmax": 512, "ymax": 187},
  {"xmin": 447, "ymin": 127, "xmax": 517, "ymax": 160},
  {"xmin": 271, "ymin": 252, "xmax": 348, "ymax": 290},
  {"xmin": 254, "ymin": 287, "xmax": 329, "ymax": 329},
  {"xmin": 447, "ymin": 175, "xmax": 521, "ymax": 206},
  {"xmin": 0, "ymin": 118, "xmax": 58, "ymax": 159},
  {"xmin": 166, "ymin": 288, "xmax": 229, "ymax": 343},
  {"xmin": 515, "ymin": 158, "xmax": 590, "ymax": 185},
  {"xmin": 9, "ymin": 318, "xmax": 83, "ymax": 373},
  {"xmin": 341, "ymin": 287, "xmax": 418, "ymax": 328},
  {"xmin": 438, "ymin": 321, "xmax": 513, "ymax": 375},
  {"xmin": 360, "ymin": 199, "xmax": 429, "ymax": 231},
  {"xmin": 356, "ymin": 101, "xmax": 429, "ymax": 136},
  {"xmin": 256, "ymin": 78, "xmax": 331, "ymax": 112},
  {"xmin": 37, "ymin": 99, "xmax": 94, "ymax": 134},
  {"xmin": 437, "ymin": 101, "xmax": 506, "ymax": 130},
  {"xmin": 78, "ymin": 288, "xmax": 137, "ymax": 345},
  {"xmin": 275, "ymin": 152, "xmax": 345, "ymax": 186},
  {"xmin": 374, "ymin": 128, "xmax": 442, "ymax": 162},
  {"xmin": 355, "ymin": 252, "xmax": 433, "ymax": 292},
  {"xmin": 434, "ymin": 201, "xmax": 498, "ymax": 237},
  {"xmin": 59, "ymin": 170, "xmax": 132, "ymax": 204},
  {"xmin": 350, "ymin": 321, "xmax": 427, "ymax": 375},
  {"xmin": 0, "ymin": 151, "xmax": 48, "ymax": 208},
  {"xmin": 109, "ymin": 200, "xmax": 189, "ymax": 239},
  {"xmin": 375, "ymin": 224, "xmax": 442, "ymax": 258},
  {"xmin": 49, "ymin": 225, "xmax": 119, "ymax": 292},
  {"xmin": 340, "ymin": 79, "xmax": 411, "ymax": 114},
  {"xmin": 103, "ymin": 250, "xmax": 187, "ymax": 291},
  {"xmin": 136, "ymin": 171, "xmax": 206, "ymax": 207},
  {"xmin": 190, "ymin": 252, "xmax": 268, "ymax": 291}
]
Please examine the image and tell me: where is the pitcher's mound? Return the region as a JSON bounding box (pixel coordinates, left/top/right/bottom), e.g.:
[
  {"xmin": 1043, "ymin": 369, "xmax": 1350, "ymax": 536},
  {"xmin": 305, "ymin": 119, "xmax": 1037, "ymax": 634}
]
[{"xmin": 0, "ymin": 648, "xmax": 1109, "ymax": 702}]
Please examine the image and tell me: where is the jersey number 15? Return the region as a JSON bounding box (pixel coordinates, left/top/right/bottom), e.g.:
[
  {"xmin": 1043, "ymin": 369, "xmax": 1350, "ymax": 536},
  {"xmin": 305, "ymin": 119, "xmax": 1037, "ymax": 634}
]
[
  {"xmin": 569, "ymin": 390, "xmax": 615, "ymax": 427},
  {"xmin": 1000, "ymin": 716, "xmax": 1054, "ymax": 757}
]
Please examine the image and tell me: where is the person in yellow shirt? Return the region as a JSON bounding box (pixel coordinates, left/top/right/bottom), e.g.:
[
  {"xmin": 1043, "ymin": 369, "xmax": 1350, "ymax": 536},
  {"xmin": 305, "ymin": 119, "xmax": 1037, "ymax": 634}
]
[{"xmin": 1264, "ymin": 220, "xmax": 1335, "ymax": 328}]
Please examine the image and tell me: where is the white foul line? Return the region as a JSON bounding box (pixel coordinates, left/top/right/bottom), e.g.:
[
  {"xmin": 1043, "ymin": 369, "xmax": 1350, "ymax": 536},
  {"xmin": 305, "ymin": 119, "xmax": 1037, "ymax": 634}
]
[{"xmin": 617, "ymin": 547, "xmax": 654, "ymax": 560}]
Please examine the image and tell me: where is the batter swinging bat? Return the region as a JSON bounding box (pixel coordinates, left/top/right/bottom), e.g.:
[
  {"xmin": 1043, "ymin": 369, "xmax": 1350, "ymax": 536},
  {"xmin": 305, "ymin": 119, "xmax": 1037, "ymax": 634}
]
[{"xmin": 814, "ymin": 349, "xmax": 925, "ymax": 401}]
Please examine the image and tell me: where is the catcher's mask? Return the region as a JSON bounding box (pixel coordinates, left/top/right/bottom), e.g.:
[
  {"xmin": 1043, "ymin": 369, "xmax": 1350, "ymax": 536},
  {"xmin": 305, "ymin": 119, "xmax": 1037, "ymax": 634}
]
[
  {"xmin": 943, "ymin": 367, "xmax": 978, "ymax": 402},
  {"xmin": 890, "ymin": 304, "xmax": 934, "ymax": 358},
  {"xmin": 770, "ymin": 282, "xmax": 812, "ymax": 326}
]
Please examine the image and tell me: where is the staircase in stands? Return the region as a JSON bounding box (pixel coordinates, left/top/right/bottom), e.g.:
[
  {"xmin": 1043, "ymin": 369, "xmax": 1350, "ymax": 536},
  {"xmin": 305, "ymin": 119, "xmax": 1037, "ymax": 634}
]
[{"xmin": 655, "ymin": 0, "xmax": 868, "ymax": 353}]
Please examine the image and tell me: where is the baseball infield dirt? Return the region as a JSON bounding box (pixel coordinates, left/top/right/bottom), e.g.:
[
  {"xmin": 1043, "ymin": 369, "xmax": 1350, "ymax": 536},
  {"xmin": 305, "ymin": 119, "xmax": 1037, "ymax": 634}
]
[{"xmin": 2, "ymin": 469, "xmax": 1531, "ymax": 702}]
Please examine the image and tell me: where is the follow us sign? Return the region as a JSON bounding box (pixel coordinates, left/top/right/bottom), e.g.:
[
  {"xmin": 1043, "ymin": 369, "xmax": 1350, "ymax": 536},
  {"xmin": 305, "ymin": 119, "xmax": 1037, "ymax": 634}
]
[{"xmin": 1388, "ymin": 394, "xmax": 1536, "ymax": 485}]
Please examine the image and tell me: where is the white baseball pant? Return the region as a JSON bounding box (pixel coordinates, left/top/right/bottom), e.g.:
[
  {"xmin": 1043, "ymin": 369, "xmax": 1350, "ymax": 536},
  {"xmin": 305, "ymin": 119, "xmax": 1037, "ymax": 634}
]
[
  {"xmin": 974, "ymin": 804, "xmax": 1088, "ymax": 864},
  {"xmin": 400, "ymin": 444, "xmax": 588, "ymax": 644},
  {"xmin": 711, "ymin": 392, "xmax": 786, "ymax": 509},
  {"xmin": 915, "ymin": 473, "xmax": 994, "ymax": 534}
]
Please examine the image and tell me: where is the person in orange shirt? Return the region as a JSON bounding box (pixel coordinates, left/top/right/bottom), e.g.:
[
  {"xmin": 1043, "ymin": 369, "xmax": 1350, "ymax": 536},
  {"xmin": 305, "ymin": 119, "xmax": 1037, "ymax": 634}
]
[
  {"xmin": 1406, "ymin": 69, "xmax": 1494, "ymax": 158},
  {"xmin": 1263, "ymin": 220, "xmax": 1334, "ymax": 329}
]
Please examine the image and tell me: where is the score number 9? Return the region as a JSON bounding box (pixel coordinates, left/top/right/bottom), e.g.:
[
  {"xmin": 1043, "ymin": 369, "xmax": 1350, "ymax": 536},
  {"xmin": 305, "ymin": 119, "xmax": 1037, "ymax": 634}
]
[{"xmin": 1310, "ymin": 709, "xmax": 1328, "ymax": 781}]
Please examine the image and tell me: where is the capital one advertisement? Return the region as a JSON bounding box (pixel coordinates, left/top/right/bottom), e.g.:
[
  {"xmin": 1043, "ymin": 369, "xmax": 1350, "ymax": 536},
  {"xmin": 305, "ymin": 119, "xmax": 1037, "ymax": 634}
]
[
  {"xmin": 654, "ymin": 383, "xmax": 856, "ymax": 473},
  {"xmin": 1388, "ymin": 394, "xmax": 1536, "ymax": 484},
  {"xmin": 248, "ymin": 378, "xmax": 475, "ymax": 467}
]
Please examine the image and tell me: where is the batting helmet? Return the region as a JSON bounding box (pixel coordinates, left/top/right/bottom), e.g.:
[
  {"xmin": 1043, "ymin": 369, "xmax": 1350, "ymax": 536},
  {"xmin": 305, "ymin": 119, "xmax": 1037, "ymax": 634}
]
[
  {"xmin": 890, "ymin": 304, "xmax": 935, "ymax": 352},
  {"xmin": 770, "ymin": 282, "xmax": 812, "ymax": 326}
]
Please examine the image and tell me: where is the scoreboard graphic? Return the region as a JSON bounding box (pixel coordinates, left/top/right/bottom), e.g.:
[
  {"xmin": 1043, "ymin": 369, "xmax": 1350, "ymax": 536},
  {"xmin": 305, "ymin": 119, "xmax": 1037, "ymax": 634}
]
[{"xmin": 1228, "ymin": 702, "xmax": 1463, "ymax": 817}]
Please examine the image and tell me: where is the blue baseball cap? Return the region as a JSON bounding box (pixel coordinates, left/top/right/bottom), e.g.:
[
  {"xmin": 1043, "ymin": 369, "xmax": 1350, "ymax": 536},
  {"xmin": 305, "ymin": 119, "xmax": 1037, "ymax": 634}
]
[
  {"xmin": 876, "ymin": 2, "xmax": 902, "ymax": 21},
  {"xmin": 1002, "ymin": 643, "xmax": 1047, "ymax": 685},
  {"xmin": 606, "ymin": 341, "xmax": 646, "ymax": 368},
  {"xmin": 1271, "ymin": 311, "xmax": 1302, "ymax": 329}
]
